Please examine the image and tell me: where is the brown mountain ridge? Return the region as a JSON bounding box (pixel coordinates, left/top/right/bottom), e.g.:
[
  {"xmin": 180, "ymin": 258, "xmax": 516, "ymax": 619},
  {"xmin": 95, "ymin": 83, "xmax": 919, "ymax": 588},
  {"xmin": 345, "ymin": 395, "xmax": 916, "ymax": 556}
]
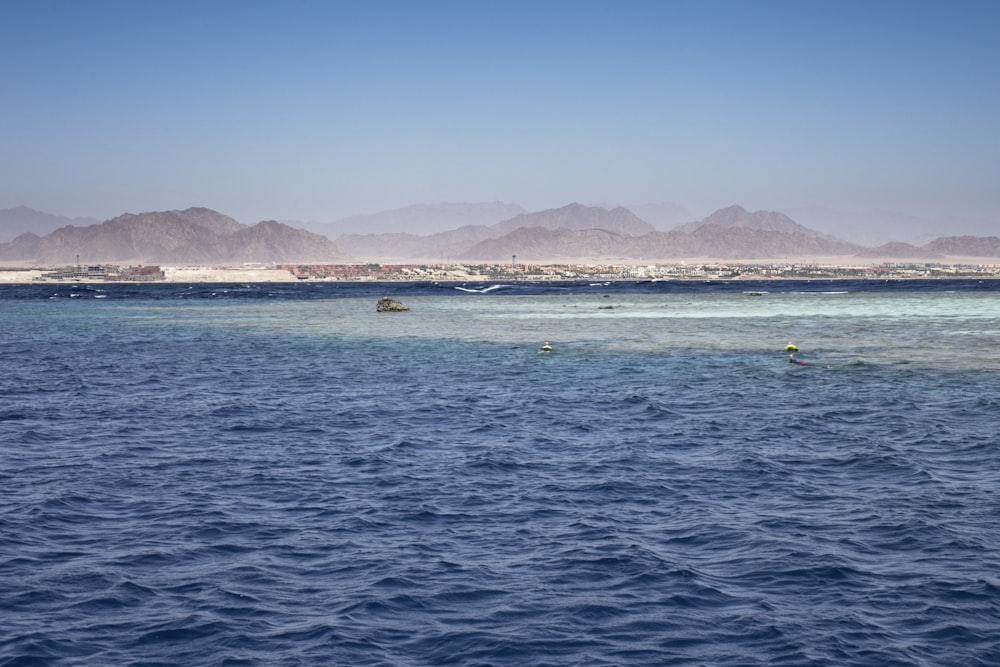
[
  {"xmin": 0, "ymin": 207, "xmax": 344, "ymax": 264},
  {"xmin": 458, "ymin": 224, "xmax": 862, "ymax": 262},
  {"xmin": 1, "ymin": 203, "xmax": 997, "ymax": 265}
]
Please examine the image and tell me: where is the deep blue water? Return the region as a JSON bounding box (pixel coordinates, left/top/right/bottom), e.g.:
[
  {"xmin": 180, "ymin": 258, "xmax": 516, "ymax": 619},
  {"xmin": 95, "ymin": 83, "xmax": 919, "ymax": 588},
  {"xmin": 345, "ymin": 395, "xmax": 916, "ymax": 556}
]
[
  {"xmin": 2, "ymin": 277, "xmax": 999, "ymax": 301},
  {"xmin": 2, "ymin": 280, "xmax": 999, "ymax": 665}
]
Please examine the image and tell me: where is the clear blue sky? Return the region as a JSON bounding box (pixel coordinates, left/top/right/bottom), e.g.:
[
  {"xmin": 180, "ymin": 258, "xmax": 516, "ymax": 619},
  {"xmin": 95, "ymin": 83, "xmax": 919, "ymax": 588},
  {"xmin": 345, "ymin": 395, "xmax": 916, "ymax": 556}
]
[{"xmin": 2, "ymin": 0, "xmax": 998, "ymax": 228}]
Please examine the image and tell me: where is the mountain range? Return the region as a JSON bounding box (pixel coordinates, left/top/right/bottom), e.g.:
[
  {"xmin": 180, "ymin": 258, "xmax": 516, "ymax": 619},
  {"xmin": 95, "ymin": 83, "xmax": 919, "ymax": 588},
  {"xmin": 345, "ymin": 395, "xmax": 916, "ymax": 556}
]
[
  {"xmin": 335, "ymin": 202, "xmax": 657, "ymax": 260},
  {"xmin": 0, "ymin": 207, "xmax": 343, "ymax": 264},
  {"xmin": 0, "ymin": 203, "xmax": 997, "ymax": 265},
  {"xmin": 0, "ymin": 206, "xmax": 100, "ymax": 243}
]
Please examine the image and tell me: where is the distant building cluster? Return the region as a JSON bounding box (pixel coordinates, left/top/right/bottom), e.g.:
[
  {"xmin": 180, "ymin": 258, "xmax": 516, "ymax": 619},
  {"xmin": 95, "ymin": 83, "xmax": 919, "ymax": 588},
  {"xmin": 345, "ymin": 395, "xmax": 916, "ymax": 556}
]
[
  {"xmin": 14, "ymin": 261, "xmax": 999, "ymax": 283},
  {"xmin": 281, "ymin": 263, "xmax": 454, "ymax": 280},
  {"xmin": 35, "ymin": 264, "xmax": 165, "ymax": 281},
  {"xmin": 278, "ymin": 262, "xmax": 1000, "ymax": 281}
]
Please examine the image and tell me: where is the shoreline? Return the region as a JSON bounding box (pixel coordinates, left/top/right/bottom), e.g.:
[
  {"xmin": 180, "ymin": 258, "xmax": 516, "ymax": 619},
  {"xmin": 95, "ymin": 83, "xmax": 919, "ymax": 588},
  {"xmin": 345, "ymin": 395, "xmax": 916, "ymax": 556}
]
[{"xmin": 2, "ymin": 260, "xmax": 1000, "ymax": 284}]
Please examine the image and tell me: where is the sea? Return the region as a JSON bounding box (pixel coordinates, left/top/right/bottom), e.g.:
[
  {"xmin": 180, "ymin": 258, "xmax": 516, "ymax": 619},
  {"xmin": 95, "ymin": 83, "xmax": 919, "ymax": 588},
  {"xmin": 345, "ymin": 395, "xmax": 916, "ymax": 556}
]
[{"xmin": 1, "ymin": 278, "xmax": 998, "ymax": 666}]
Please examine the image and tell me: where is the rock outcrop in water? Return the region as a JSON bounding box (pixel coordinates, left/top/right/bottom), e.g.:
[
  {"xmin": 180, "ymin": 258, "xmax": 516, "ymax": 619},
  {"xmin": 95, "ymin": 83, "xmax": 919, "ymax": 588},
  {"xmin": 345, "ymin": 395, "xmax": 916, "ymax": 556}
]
[{"xmin": 376, "ymin": 297, "xmax": 409, "ymax": 312}]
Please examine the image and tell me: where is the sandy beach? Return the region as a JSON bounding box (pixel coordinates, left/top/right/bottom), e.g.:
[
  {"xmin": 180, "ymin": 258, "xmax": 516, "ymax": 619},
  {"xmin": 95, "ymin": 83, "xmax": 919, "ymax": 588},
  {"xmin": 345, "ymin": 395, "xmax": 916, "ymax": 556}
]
[
  {"xmin": 161, "ymin": 267, "xmax": 300, "ymax": 282},
  {"xmin": 0, "ymin": 267, "xmax": 300, "ymax": 283},
  {"xmin": 0, "ymin": 270, "xmax": 45, "ymax": 283}
]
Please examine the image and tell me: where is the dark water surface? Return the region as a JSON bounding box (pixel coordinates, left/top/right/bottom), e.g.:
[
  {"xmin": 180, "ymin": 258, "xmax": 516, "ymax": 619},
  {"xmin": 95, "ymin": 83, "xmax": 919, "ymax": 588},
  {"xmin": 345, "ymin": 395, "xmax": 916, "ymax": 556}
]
[{"xmin": 2, "ymin": 281, "xmax": 999, "ymax": 665}]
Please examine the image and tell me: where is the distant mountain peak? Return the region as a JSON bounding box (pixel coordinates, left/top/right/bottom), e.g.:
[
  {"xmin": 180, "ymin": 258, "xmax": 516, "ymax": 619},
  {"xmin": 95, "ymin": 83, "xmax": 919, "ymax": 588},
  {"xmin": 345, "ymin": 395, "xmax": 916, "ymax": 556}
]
[
  {"xmin": 495, "ymin": 203, "xmax": 656, "ymax": 236},
  {"xmin": 715, "ymin": 204, "xmax": 750, "ymax": 217},
  {"xmin": 677, "ymin": 205, "xmax": 827, "ymax": 239}
]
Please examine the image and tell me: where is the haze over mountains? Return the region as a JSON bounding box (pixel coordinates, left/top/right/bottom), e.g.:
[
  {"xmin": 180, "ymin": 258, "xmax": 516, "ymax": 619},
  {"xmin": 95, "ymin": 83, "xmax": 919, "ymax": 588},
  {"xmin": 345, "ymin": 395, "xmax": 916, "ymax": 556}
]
[
  {"xmin": 0, "ymin": 208, "xmax": 343, "ymax": 265},
  {"xmin": 303, "ymin": 202, "xmax": 528, "ymax": 237},
  {"xmin": 0, "ymin": 202, "xmax": 997, "ymax": 266},
  {"xmin": 455, "ymin": 207, "xmax": 863, "ymax": 263},
  {"xmin": 0, "ymin": 206, "xmax": 100, "ymax": 243}
]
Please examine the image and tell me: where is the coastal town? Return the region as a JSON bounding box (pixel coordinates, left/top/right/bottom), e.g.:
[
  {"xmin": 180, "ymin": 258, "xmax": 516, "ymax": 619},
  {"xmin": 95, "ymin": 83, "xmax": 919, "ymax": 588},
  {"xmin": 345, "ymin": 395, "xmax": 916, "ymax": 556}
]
[
  {"xmin": 280, "ymin": 261, "xmax": 1000, "ymax": 281},
  {"xmin": 2, "ymin": 260, "xmax": 999, "ymax": 283}
]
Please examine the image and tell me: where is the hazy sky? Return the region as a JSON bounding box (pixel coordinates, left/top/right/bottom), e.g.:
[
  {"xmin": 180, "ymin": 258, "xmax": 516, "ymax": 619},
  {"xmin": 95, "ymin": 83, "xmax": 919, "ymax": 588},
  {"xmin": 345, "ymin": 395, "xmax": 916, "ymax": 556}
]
[{"xmin": 3, "ymin": 0, "xmax": 998, "ymax": 228}]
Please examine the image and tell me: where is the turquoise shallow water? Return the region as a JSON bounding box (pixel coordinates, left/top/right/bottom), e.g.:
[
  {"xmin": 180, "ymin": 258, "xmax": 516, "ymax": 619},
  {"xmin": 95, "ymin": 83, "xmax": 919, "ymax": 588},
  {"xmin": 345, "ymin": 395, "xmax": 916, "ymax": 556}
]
[
  {"xmin": 1, "ymin": 280, "xmax": 999, "ymax": 665},
  {"xmin": 84, "ymin": 288, "xmax": 1000, "ymax": 368}
]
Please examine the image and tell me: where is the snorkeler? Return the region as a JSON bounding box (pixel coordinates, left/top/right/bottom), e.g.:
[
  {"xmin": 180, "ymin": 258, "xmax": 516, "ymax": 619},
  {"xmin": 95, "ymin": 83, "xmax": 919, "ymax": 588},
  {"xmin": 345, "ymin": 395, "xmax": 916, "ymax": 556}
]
[{"xmin": 785, "ymin": 342, "xmax": 807, "ymax": 365}]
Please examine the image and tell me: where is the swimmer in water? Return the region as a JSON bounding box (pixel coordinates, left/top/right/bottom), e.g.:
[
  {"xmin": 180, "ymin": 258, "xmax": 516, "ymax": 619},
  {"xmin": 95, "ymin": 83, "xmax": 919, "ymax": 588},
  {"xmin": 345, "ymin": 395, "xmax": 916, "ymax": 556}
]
[
  {"xmin": 789, "ymin": 353, "xmax": 807, "ymax": 366},
  {"xmin": 540, "ymin": 341, "xmax": 553, "ymax": 353}
]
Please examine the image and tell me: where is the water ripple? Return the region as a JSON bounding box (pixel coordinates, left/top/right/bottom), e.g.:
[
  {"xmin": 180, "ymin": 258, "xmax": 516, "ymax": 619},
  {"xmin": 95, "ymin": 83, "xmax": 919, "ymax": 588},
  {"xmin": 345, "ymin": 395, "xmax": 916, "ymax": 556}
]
[{"xmin": 2, "ymin": 289, "xmax": 1000, "ymax": 665}]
